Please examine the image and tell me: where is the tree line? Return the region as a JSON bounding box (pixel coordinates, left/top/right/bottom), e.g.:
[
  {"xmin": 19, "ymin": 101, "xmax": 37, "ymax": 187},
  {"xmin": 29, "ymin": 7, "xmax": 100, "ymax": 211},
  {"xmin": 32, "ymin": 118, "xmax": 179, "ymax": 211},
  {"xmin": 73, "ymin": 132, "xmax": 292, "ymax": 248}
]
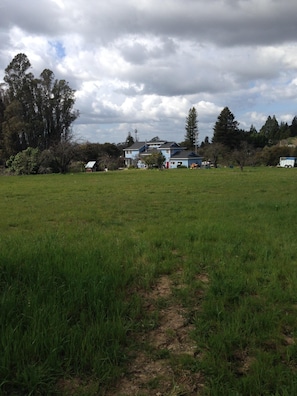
[
  {"xmin": 0, "ymin": 55, "xmax": 138, "ymax": 173},
  {"xmin": 183, "ymin": 106, "xmax": 297, "ymax": 169},
  {"xmin": 0, "ymin": 54, "xmax": 79, "ymax": 156},
  {"xmin": 1, "ymin": 53, "xmax": 297, "ymax": 174}
]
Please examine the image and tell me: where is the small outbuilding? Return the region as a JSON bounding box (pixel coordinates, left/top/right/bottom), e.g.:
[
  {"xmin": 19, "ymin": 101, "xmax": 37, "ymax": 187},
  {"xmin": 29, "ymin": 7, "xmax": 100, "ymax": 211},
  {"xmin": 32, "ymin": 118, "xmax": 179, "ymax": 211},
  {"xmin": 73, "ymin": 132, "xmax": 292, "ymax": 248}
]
[{"xmin": 85, "ymin": 161, "xmax": 97, "ymax": 172}]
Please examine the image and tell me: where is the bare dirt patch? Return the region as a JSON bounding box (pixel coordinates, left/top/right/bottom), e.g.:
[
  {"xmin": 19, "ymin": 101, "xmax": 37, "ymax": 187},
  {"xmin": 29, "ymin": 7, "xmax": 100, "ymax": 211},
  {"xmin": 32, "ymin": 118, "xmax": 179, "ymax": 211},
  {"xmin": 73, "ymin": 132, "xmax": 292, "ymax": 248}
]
[{"xmin": 105, "ymin": 274, "xmax": 204, "ymax": 396}]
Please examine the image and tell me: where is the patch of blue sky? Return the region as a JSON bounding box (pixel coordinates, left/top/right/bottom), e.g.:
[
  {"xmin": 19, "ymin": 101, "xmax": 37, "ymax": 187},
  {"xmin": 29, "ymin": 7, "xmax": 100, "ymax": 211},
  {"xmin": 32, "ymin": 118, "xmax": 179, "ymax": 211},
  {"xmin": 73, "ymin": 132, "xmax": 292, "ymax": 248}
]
[
  {"xmin": 247, "ymin": 81, "xmax": 257, "ymax": 89},
  {"xmin": 254, "ymin": 101, "xmax": 296, "ymax": 121},
  {"xmin": 49, "ymin": 40, "xmax": 66, "ymax": 59}
]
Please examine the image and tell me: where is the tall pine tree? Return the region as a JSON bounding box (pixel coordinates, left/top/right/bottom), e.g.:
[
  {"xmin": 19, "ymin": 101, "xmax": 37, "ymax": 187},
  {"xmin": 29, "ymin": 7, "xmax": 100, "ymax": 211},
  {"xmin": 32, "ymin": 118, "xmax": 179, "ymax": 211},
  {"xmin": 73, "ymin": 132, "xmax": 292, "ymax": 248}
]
[
  {"xmin": 259, "ymin": 115, "xmax": 279, "ymax": 145},
  {"xmin": 184, "ymin": 107, "xmax": 198, "ymax": 150},
  {"xmin": 212, "ymin": 107, "xmax": 240, "ymax": 150}
]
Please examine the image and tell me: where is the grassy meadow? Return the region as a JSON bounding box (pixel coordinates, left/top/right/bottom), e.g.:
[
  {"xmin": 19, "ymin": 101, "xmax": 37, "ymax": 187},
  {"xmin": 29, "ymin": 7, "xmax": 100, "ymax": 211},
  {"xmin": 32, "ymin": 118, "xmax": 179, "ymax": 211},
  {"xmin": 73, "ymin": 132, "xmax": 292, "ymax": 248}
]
[{"xmin": 1, "ymin": 167, "xmax": 297, "ymax": 395}]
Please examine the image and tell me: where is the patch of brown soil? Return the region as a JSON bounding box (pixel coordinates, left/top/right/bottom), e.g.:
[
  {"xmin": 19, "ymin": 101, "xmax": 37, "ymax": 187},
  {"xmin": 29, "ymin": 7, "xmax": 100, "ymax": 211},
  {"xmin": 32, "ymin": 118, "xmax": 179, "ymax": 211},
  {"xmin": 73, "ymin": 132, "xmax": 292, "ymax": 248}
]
[
  {"xmin": 148, "ymin": 275, "xmax": 172, "ymax": 300},
  {"xmin": 282, "ymin": 334, "xmax": 295, "ymax": 346},
  {"xmin": 56, "ymin": 377, "xmax": 98, "ymax": 395},
  {"xmin": 196, "ymin": 274, "xmax": 209, "ymax": 284},
  {"xmin": 232, "ymin": 349, "xmax": 256, "ymax": 376},
  {"xmin": 105, "ymin": 274, "xmax": 204, "ymax": 396}
]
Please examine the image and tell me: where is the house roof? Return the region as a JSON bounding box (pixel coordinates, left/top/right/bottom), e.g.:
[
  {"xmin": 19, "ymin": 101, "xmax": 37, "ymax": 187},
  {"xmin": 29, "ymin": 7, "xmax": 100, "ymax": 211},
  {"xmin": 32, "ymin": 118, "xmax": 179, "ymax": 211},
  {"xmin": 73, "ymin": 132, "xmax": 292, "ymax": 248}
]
[
  {"xmin": 146, "ymin": 140, "xmax": 167, "ymax": 146},
  {"xmin": 123, "ymin": 140, "xmax": 183, "ymax": 151},
  {"xmin": 170, "ymin": 150, "xmax": 202, "ymax": 160},
  {"xmin": 159, "ymin": 141, "xmax": 181, "ymax": 149},
  {"xmin": 123, "ymin": 142, "xmax": 147, "ymax": 150},
  {"xmin": 85, "ymin": 161, "xmax": 96, "ymax": 168},
  {"xmin": 140, "ymin": 148, "xmax": 159, "ymax": 156}
]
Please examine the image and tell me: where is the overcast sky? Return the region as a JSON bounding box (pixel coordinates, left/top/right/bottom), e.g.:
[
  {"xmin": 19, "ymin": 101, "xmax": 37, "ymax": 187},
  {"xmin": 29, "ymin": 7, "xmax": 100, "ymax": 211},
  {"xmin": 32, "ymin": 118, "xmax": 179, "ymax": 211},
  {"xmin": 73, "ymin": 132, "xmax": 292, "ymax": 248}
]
[{"xmin": 1, "ymin": 0, "xmax": 297, "ymax": 144}]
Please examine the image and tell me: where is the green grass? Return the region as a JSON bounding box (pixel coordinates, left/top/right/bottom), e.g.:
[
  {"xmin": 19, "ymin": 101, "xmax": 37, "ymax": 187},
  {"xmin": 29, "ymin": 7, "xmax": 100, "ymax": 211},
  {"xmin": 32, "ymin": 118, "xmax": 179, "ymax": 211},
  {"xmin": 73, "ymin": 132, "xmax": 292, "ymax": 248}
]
[{"xmin": 1, "ymin": 167, "xmax": 297, "ymax": 395}]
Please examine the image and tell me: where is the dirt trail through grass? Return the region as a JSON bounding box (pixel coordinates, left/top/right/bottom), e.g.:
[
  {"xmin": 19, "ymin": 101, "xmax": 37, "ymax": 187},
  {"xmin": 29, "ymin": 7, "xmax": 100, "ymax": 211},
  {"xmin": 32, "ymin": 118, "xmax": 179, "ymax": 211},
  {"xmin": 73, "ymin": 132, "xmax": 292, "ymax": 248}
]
[{"xmin": 106, "ymin": 273, "xmax": 204, "ymax": 396}]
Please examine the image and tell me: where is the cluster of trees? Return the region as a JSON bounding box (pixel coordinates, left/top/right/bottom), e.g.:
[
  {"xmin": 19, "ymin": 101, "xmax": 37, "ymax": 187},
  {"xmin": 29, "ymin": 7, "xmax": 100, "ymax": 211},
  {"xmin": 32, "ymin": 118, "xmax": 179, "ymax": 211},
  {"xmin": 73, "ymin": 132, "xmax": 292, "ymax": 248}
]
[
  {"xmin": 183, "ymin": 106, "xmax": 297, "ymax": 169},
  {"xmin": 1, "ymin": 54, "xmax": 79, "ymax": 154},
  {"xmin": 1, "ymin": 53, "xmax": 297, "ymax": 174},
  {"xmin": 0, "ymin": 53, "xmax": 80, "ymax": 172},
  {"xmin": 211, "ymin": 107, "xmax": 297, "ymax": 149},
  {"xmin": 0, "ymin": 55, "xmax": 137, "ymax": 174},
  {"xmin": 3, "ymin": 140, "xmax": 126, "ymax": 175}
]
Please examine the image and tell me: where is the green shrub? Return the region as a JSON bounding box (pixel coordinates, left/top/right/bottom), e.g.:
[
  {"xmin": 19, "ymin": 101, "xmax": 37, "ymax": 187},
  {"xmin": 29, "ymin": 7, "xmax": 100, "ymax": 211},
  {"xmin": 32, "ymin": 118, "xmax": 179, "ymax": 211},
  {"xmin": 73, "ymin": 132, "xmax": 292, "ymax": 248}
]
[{"xmin": 6, "ymin": 147, "xmax": 40, "ymax": 175}]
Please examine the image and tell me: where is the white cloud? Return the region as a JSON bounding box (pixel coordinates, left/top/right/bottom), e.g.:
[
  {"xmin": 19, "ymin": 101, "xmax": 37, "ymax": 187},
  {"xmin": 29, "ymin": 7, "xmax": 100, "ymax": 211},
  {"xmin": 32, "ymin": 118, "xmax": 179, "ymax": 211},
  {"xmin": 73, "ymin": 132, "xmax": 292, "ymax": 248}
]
[
  {"xmin": 1, "ymin": 0, "xmax": 297, "ymax": 143},
  {"xmin": 50, "ymin": 0, "xmax": 65, "ymax": 10}
]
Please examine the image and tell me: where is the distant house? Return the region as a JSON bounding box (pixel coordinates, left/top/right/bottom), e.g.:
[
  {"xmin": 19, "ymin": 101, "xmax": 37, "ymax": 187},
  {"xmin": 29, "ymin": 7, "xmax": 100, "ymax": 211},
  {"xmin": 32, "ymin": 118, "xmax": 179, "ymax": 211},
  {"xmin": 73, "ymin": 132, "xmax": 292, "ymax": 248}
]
[
  {"xmin": 123, "ymin": 140, "xmax": 202, "ymax": 169},
  {"xmin": 169, "ymin": 150, "xmax": 202, "ymax": 169},
  {"xmin": 85, "ymin": 161, "xmax": 97, "ymax": 172},
  {"xmin": 158, "ymin": 142, "xmax": 187, "ymax": 168},
  {"xmin": 123, "ymin": 142, "xmax": 147, "ymax": 167}
]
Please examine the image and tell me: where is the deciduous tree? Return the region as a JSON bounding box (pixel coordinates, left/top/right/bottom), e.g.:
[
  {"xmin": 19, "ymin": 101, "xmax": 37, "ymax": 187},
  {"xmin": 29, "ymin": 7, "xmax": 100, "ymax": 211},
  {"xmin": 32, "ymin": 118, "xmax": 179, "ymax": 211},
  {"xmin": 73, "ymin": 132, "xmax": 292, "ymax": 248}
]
[
  {"xmin": 0, "ymin": 91, "xmax": 5, "ymax": 164},
  {"xmin": 2, "ymin": 100, "xmax": 25, "ymax": 156},
  {"xmin": 142, "ymin": 152, "xmax": 165, "ymax": 169},
  {"xmin": 49, "ymin": 137, "xmax": 77, "ymax": 174},
  {"xmin": 232, "ymin": 142, "xmax": 254, "ymax": 171},
  {"xmin": 6, "ymin": 147, "xmax": 40, "ymax": 174},
  {"xmin": 2, "ymin": 53, "xmax": 79, "ymax": 158},
  {"xmin": 204, "ymin": 142, "xmax": 225, "ymax": 168}
]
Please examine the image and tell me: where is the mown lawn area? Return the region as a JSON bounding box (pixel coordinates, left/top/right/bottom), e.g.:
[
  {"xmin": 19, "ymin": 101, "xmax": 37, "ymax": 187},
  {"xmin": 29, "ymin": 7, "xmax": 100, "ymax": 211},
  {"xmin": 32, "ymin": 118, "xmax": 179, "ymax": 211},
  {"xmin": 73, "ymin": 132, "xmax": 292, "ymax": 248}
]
[{"xmin": 1, "ymin": 167, "xmax": 297, "ymax": 395}]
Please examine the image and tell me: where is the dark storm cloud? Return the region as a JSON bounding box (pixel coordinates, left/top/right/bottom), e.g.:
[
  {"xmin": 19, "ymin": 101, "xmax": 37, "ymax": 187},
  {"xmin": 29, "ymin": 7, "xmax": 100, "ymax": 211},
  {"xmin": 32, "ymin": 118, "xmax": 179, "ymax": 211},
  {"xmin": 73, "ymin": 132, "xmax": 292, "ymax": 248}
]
[
  {"xmin": 0, "ymin": 0, "xmax": 60, "ymax": 35},
  {"xmin": 1, "ymin": 0, "xmax": 297, "ymax": 143},
  {"xmin": 4, "ymin": 0, "xmax": 296, "ymax": 47}
]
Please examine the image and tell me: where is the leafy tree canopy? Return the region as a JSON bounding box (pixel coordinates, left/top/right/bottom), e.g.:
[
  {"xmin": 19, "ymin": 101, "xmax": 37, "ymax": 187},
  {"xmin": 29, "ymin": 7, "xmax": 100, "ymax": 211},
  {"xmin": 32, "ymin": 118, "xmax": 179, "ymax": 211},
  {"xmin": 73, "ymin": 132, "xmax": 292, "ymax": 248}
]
[
  {"xmin": 142, "ymin": 152, "xmax": 165, "ymax": 169},
  {"xmin": 6, "ymin": 147, "xmax": 40, "ymax": 175},
  {"xmin": 1, "ymin": 53, "xmax": 79, "ymax": 160}
]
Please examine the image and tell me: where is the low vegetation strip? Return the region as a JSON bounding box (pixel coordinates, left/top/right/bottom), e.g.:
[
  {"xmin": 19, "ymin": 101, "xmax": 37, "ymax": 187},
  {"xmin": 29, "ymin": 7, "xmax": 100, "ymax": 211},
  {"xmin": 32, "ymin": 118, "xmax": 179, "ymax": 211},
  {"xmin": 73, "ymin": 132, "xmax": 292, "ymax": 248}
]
[
  {"xmin": 105, "ymin": 272, "xmax": 203, "ymax": 395},
  {"xmin": 1, "ymin": 167, "xmax": 297, "ymax": 395}
]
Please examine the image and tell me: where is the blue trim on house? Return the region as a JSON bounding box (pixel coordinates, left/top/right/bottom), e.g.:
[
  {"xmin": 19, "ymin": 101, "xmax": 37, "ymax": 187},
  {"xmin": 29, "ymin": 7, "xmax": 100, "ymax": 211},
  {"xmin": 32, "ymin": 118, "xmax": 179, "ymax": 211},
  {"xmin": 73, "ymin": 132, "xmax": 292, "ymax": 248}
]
[{"xmin": 124, "ymin": 141, "xmax": 202, "ymax": 168}]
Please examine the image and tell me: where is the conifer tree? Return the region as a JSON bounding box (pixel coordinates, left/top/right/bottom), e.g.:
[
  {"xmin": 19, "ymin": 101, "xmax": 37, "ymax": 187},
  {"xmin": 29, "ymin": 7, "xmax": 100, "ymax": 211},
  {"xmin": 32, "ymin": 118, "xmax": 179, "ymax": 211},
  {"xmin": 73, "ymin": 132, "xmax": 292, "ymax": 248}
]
[
  {"xmin": 212, "ymin": 107, "xmax": 240, "ymax": 150},
  {"xmin": 184, "ymin": 107, "xmax": 198, "ymax": 150}
]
